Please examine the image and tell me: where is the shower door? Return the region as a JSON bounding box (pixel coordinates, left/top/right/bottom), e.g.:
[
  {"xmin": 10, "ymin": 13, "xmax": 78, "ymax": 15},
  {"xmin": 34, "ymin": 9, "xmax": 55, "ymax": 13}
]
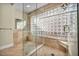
[{"xmin": 23, "ymin": 3, "xmax": 78, "ymax": 56}]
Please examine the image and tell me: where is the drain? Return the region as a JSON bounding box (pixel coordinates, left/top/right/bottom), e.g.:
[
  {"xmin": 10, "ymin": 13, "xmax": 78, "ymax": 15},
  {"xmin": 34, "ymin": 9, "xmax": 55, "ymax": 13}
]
[{"xmin": 51, "ymin": 53, "xmax": 55, "ymax": 56}]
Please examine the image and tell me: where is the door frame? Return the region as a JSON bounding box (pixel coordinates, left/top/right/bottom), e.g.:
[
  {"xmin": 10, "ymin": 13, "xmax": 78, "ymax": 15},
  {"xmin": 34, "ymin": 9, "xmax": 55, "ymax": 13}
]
[{"xmin": 77, "ymin": 3, "xmax": 79, "ymax": 56}]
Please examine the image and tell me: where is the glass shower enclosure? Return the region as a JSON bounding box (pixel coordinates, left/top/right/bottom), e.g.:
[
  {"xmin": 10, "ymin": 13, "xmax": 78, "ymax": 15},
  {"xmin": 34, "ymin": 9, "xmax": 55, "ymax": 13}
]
[{"xmin": 22, "ymin": 3, "xmax": 78, "ymax": 56}]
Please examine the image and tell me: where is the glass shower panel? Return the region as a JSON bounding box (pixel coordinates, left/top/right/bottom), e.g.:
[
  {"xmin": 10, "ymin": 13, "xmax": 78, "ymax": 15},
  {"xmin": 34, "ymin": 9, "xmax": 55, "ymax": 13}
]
[
  {"xmin": 31, "ymin": 3, "xmax": 62, "ymax": 56},
  {"xmin": 23, "ymin": 3, "xmax": 37, "ymax": 56},
  {"xmin": 67, "ymin": 4, "xmax": 78, "ymax": 55}
]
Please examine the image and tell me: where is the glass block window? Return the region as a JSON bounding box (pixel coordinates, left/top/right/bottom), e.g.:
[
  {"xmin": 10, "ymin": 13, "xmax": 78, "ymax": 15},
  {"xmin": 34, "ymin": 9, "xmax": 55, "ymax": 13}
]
[{"xmin": 31, "ymin": 3, "xmax": 77, "ymax": 41}]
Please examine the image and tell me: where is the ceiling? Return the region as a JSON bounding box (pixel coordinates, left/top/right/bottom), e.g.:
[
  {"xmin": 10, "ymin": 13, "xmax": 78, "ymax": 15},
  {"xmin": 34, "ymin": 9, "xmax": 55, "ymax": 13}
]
[{"xmin": 15, "ymin": 3, "xmax": 48, "ymax": 13}]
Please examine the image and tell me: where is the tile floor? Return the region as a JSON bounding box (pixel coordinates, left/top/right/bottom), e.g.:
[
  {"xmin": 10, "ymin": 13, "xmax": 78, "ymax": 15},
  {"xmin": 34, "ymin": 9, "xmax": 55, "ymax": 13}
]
[
  {"xmin": 0, "ymin": 42, "xmax": 23, "ymax": 56},
  {"xmin": 32, "ymin": 45, "xmax": 66, "ymax": 56}
]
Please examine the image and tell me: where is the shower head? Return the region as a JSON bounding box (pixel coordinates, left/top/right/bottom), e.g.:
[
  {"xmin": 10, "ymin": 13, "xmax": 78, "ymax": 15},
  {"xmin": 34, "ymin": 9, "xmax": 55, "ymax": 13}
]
[{"xmin": 61, "ymin": 3, "xmax": 69, "ymax": 10}]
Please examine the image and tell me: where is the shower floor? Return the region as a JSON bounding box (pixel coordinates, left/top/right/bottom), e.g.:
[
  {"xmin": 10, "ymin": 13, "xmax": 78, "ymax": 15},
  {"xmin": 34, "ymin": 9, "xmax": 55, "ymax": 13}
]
[
  {"xmin": 31, "ymin": 45, "xmax": 66, "ymax": 56},
  {"xmin": 24, "ymin": 41, "xmax": 40, "ymax": 55}
]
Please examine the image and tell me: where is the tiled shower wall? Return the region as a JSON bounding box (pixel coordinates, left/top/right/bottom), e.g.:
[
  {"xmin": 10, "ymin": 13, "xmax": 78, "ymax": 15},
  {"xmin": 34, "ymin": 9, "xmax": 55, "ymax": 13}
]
[{"xmin": 31, "ymin": 3, "xmax": 77, "ymax": 42}]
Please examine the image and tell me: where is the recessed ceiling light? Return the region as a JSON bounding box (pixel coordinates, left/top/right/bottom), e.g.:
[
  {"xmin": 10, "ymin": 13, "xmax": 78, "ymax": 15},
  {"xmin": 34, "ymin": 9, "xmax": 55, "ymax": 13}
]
[{"xmin": 26, "ymin": 5, "xmax": 31, "ymax": 8}]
